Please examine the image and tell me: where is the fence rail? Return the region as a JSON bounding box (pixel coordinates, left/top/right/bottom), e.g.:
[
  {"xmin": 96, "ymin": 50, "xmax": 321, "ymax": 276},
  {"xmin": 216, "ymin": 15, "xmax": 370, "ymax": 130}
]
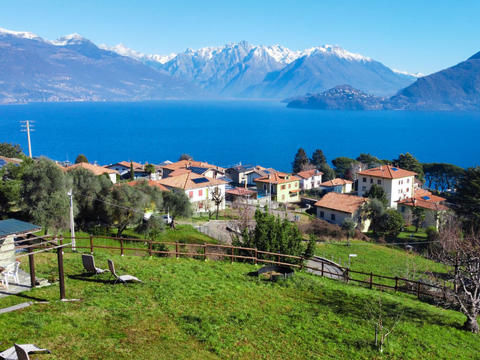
[{"xmin": 45, "ymin": 235, "xmax": 447, "ymax": 302}]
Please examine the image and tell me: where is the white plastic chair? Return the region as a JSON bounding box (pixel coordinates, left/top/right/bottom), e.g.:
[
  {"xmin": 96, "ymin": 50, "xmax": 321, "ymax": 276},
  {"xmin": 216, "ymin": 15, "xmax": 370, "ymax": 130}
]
[{"xmin": 3, "ymin": 262, "xmax": 20, "ymax": 287}]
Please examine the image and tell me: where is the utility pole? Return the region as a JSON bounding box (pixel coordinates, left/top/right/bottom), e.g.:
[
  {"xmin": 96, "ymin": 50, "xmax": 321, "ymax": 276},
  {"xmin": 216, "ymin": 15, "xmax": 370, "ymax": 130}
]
[
  {"xmin": 68, "ymin": 189, "xmax": 76, "ymax": 251},
  {"xmin": 20, "ymin": 120, "xmax": 34, "ymax": 158}
]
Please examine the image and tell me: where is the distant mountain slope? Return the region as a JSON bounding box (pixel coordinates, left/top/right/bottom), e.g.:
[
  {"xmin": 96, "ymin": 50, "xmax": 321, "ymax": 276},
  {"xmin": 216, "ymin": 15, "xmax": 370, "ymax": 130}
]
[
  {"xmin": 108, "ymin": 41, "xmax": 415, "ymax": 99},
  {"xmin": 0, "ymin": 29, "xmax": 193, "ymax": 104},
  {"xmin": 248, "ymin": 46, "xmax": 415, "ymax": 98},
  {"xmin": 389, "ymin": 51, "xmax": 480, "ymax": 110}
]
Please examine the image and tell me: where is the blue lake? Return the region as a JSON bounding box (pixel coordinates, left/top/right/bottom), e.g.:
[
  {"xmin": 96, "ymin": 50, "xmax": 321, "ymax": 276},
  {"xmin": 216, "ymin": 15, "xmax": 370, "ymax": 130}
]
[{"xmin": 0, "ymin": 100, "xmax": 478, "ymax": 171}]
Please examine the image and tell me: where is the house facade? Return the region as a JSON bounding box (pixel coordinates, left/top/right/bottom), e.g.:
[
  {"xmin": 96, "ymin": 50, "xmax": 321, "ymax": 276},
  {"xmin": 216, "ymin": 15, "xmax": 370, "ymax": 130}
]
[
  {"xmin": 314, "ymin": 192, "xmax": 370, "ymax": 232},
  {"xmin": 318, "ymin": 178, "xmax": 353, "ymax": 193},
  {"xmin": 295, "ymin": 169, "xmax": 323, "ymax": 190},
  {"xmin": 254, "ymin": 172, "xmax": 301, "ymax": 203},
  {"xmin": 357, "ymin": 165, "xmax": 416, "ymax": 209},
  {"xmin": 226, "ymin": 165, "xmax": 269, "ymax": 186},
  {"xmin": 0, "ymin": 219, "xmax": 41, "ymax": 267},
  {"xmin": 397, "ymin": 189, "xmax": 449, "ymax": 229},
  {"xmin": 158, "ymin": 172, "xmax": 227, "ymax": 212},
  {"xmin": 105, "ymin": 161, "xmax": 147, "ymax": 180}
]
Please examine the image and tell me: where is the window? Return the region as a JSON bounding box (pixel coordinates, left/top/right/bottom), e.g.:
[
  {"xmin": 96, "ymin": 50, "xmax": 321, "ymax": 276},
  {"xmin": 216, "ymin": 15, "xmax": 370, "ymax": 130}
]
[
  {"xmin": 320, "ymin": 211, "xmax": 324, "ymax": 218},
  {"xmin": 198, "ymin": 202, "xmax": 203, "ymax": 209},
  {"xmin": 198, "ymin": 189, "xmax": 203, "ymax": 197},
  {"xmin": 363, "ymin": 177, "xmax": 366, "ymax": 183},
  {"xmin": 281, "ymin": 185, "xmax": 286, "ymax": 190},
  {"xmin": 400, "ymin": 206, "xmax": 405, "ymax": 213},
  {"xmin": 362, "ymin": 186, "xmax": 366, "ymax": 191},
  {"xmin": 406, "ymin": 188, "xmax": 409, "ymax": 193},
  {"xmin": 331, "ymin": 214, "xmax": 336, "ymax": 221},
  {"xmin": 288, "ymin": 184, "xmax": 291, "ymax": 189},
  {"xmin": 377, "ymin": 179, "xmax": 381, "ymax": 185},
  {"xmin": 370, "ymin": 178, "xmax": 373, "ymax": 184},
  {"xmin": 407, "ymin": 178, "xmax": 410, "ymax": 183},
  {"xmin": 189, "ymin": 191, "xmax": 193, "ymax": 198}
]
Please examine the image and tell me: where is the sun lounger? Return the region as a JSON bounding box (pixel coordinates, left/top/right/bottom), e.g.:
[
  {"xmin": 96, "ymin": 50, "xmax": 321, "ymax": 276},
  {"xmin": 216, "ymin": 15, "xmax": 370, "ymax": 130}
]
[
  {"xmin": 107, "ymin": 259, "xmax": 142, "ymax": 284},
  {"xmin": 0, "ymin": 344, "xmax": 50, "ymax": 360},
  {"xmin": 81, "ymin": 254, "xmax": 107, "ymax": 274}
]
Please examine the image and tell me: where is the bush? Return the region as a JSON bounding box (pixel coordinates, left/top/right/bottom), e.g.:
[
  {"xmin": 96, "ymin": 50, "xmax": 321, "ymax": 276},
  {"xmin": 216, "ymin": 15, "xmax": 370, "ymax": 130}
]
[{"xmin": 299, "ymin": 219, "xmax": 369, "ymax": 241}]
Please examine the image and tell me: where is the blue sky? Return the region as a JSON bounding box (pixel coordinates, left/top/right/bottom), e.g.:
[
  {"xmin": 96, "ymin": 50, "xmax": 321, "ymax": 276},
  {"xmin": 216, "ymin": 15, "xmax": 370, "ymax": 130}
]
[{"xmin": 1, "ymin": 0, "xmax": 478, "ymax": 74}]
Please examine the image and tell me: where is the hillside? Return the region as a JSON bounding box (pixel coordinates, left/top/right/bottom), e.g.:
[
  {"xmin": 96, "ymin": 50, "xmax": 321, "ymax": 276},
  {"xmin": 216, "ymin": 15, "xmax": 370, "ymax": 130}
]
[
  {"xmin": 0, "ymin": 30, "xmax": 194, "ymax": 104},
  {"xmin": 0, "ymin": 252, "xmax": 477, "ymax": 359}
]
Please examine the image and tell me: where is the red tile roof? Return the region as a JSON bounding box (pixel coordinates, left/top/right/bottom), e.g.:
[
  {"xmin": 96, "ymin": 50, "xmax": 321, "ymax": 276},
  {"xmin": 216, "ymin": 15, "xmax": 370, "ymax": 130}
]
[
  {"xmin": 398, "ymin": 189, "xmax": 448, "ymax": 211},
  {"xmin": 157, "ymin": 172, "xmax": 227, "ymax": 190},
  {"xmin": 295, "ymin": 169, "xmax": 323, "ymax": 179},
  {"xmin": 161, "ymin": 160, "xmax": 225, "ymax": 172},
  {"xmin": 226, "ymin": 187, "xmax": 257, "ymax": 196},
  {"xmin": 126, "ymin": 179, "xmax": 169, "ymax": 192},
  {"xmin": 66, "ymin": 162, "xmax": 119, "ymax": 176},
  {"xmin": 319, "ymin": 178, "xmax": 352, "ymax": 187},
  {"xmin": 314, "ymin": 192, "xmax": 367, "ymax": 214},
  {"xmin": 254, "ymin": 172, "xmax": 300, "ymax": 184},
  {"xmin": 106, "ymin": 161, "xmax": 144, "ymax": 171},
  {"xmin": 357, "ymin": 165, "xmax": 416, "ymax": 179}
]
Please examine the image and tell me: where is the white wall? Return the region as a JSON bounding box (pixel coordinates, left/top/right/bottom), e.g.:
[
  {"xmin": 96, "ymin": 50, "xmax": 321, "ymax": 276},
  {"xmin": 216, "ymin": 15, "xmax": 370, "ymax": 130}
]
[
  {"xmin": 358, "ymin": 175, "xmax": 414, "ymax": 208},
  {"xmin": 185, "ymin": 184, "xmax": 226, "ymax": 212}
]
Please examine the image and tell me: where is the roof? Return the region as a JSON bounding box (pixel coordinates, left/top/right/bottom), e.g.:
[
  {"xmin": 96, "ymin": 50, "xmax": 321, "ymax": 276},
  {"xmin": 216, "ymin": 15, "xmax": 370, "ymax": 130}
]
[
  {"xmin": 357, "ymin": 165, "xmax": 416, "ymax": 179},
  {"xmin": 126, "ymin": 179, "xmax": 170, "ymax": 192},
  {"xmin": 157, "ymin": 172, "xmax": 227, "ymax": 190},
  {"xmin": 319, "ymin": 178, "xmax": 352, "ymax": 187},
  {"xmin": 66, "ymin": 162, "xmax": 119, "ymax": 176},
  {"xmin": 161, "ymin": 160, "xmax": 225, "ymax": 172},
  {"xmin": 254, "ymin": 172, "xmax": 300, "ymax": 184},
  {"xmin": 226, "ymin": 187, "xmax": 257, "ymax": 196},
  {"xmin": 398, "ymin": 189, "xmax": 448, "ymax": 211},
  {"xmin": 0, "ymin": 156, "xmax": 22, "ymax": 168},
  {"xmin": 106, "ymin": 161, "xmax": 144, "ymax": 171},
  {"xmin": 0, "ymin": 219, "xmax": 41, "ymax": 238},
  {"xmin": 314, "ymin": 192, "xmax": 367, "ymax": 214},
  {"xmin": 295, "ymin": 169, "xmax": 323, "ymax": 179}
]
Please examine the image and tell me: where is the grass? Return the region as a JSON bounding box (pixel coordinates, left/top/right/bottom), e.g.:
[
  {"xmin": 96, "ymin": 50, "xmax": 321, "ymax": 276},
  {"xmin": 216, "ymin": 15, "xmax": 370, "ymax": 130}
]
[
  {"xmin": 0, "ymin": 251, "xmax": 477, "ymax": 359},
  {"xmin": 315, "ymin": 240, "xmax": 447, "ymax": 280}
]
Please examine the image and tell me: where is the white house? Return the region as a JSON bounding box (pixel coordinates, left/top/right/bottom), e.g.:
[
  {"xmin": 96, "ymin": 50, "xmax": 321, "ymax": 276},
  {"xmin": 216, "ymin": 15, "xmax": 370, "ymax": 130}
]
[
  {"xmin": 357, "ymin": 165, "xmax": 416, "ymax": 209},
  {"xmin": 295, "ymin": 169, "xmax": 323, "ymax": 190},
  {"xmin": 313, "ymin": 192, "xmax": 370, "ymax": 232},
  {"xmin": 397, "ymin": 189, "xmax": 449, "ymax": 229},
  {"xmin": 158, "ymin": 171, "xmax": 227, "ymax": 212}
]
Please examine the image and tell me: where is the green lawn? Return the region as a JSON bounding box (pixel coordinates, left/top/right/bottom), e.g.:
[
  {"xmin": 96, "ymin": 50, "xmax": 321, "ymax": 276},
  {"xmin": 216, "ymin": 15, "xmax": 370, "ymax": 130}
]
[
  {"xmin": 315, "ymin": 240, "xmax": 447, "ymax": 280},
  {"xmin": 0, "ymin": 252, "xmax": 477, "ymax": 359}
]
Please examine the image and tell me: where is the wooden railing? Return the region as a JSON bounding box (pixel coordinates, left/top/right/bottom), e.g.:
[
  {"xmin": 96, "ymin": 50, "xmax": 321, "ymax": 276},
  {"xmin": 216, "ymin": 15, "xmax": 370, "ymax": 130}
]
[{"xmin": 53, "ymin": 235, "xmax": 448, "ymax": 302}]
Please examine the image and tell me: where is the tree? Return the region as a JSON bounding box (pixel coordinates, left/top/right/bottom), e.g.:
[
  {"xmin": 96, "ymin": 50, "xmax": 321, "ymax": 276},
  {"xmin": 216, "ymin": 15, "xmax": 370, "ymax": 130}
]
[
  {"xmin": 130, "ymin": 161, "xmax": 135, "ymax": 181},
  {"xmin": 423, "ymin": 163, "xmax": 465, "ymax": 192},
  {"xmin": 362, "ymin": 198, "xmax": 386, "ymax": 235},
  {"xmin": 162, "ymin": 189, "xmax": 192, "ymax": 229},
  {"xmin": 393, "ymin": 153, "xmax": 424, "ymax": 180},
  {"xmin": 144, "ymin": 163, "xmax": 156, "ymax": 176},
  {"xmin": 179, "ymin": 154, "xmax": 193, "ymax": 161},
  {"xmin": 304, "ymin": 234, "xmax": 316, "ymax": 258},
  {"xmin": 292, "ymin": 148, "xmax": 310, "ymax": 173},
  {"xmin": 366, "ymin": 184, "xmax": 388, "ymax": 207},
  {"xmin": 433, "ymin": 219, "xmax": 480, "ymax": 332},
  {"xmin": 0, "ymin": 158, "xmax": 32, "ymax": 217},
  {"xmin": 377, "ymin": 209, "xmax": 404, "ymax": 238},
  {"xmin": 68, "ymin": 167, "xmax": 112, "ymax": 229},
  {"xmin": 319, "ymin": 163, "xmax": 336, "ymax": 181},
  {"xmin": 356, "ymin": 153, "xmax": 383, "ymax": 168},
  {"xmin": 20, "ymin": 158, "xmax": 69, "ymax": 234},
  {"xmin": 136, "ymin": 214, "xmax": 165, "ymax": 239},
  {"xmin": 332, "ymin": 157, "xmax": 357, "ymax": 179},
  {"xmin": 311, "ymin": 149, "xmax": 327, "ymax": 168},
  {"xmin": 211, "ymin": 186, "xmax": 224, "ymax": 220},
  {"xmin": 412, "ymin": 206, "xmax": 426, "ymax": 232},
  {"xmin": 75, "ymin": 154, "xmax": 88, "ymax": 164},
  {"xmin": 341, "ymin": 217, "xmax": 356, "ymax": 246},
  {"xmin": 452, "ymin": 166, "xmax": 480, "ymax": 232},
  {"xmin": 108, "ymin": 184, "xmax": 149, "ymax": 237},
  {"xmin": 0, "ymin": 143, "xmax": 23, "ymax": 158}
]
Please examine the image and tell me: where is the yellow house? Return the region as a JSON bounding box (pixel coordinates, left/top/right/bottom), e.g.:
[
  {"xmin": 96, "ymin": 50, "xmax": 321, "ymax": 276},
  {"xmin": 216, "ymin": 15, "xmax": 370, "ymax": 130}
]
[{"xmin": 254, "ymin": 172, "xmax": 301, "ymax": 203}]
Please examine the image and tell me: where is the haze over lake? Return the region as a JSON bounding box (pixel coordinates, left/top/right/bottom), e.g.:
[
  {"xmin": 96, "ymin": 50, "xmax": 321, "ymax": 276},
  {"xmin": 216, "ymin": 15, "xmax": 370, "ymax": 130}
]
[{"xmin": 0, "ymin": 101, "xmax": 479, "ymax": 171}]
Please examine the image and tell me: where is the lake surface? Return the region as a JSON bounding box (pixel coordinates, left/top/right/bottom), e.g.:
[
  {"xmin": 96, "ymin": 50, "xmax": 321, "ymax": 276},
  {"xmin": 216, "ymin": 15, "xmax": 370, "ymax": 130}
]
[{"xmin": 0, "ymin": 100, "xmax": 478, "ymax": 171}]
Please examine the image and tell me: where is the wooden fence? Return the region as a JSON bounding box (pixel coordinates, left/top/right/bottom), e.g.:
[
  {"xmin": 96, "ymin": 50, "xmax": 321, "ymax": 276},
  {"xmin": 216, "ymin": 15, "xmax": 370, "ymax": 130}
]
[{"xmin": 50, "ymin": 235, "xmax": 447, "ymax": 302}]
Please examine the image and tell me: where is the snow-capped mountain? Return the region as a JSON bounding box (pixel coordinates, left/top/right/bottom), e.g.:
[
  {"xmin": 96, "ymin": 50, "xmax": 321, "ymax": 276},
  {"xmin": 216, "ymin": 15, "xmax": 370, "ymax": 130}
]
[
  {"xmin": 0, "ymin": 28, "xmax": 194, "ymax": 104},
  {"xmin": 107, "ymin": 41, "xmax": 415, "ymax": 98}
]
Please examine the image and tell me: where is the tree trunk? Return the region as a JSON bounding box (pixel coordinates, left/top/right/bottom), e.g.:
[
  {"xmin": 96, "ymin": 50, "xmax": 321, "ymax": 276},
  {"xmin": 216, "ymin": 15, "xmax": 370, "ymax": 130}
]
[
  {"xmin": 464, "ymin": 316, "xmax": 479, "ymax": 333},
  {"xmin": 117, "ymin": 224, "xmax": 127, "ymax": 237}
]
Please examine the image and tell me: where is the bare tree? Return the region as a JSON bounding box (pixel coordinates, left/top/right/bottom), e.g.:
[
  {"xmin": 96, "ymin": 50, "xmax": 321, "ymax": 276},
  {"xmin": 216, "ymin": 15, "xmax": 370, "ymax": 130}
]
[
  {"xmin": 211, "ymin": 186, "xmax": 224, "ymax": 220},
  {"xmin": 367, "ymin": 295, "xmax": 403, "ymax": 354},
  {"xmin": 434, "ymin": 217, "xmax": 480, "ymax": 333}
]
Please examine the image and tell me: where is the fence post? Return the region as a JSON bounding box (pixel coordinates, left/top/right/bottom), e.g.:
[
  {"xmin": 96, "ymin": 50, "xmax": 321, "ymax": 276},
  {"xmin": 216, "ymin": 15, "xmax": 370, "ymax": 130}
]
[
  {"xmin": 254, "ymin": 248, "xmax": 257, "ymax": 265},
  {"xmin": 417, "ymin": 282, "xmax": 421, "ymax": 299},
  {"xmin": 277, "ymin": 254, "xmax": 280, "ymax": 264},
  {"xmin": 300, "ymin": 256, "xmax": 304, "ymax": 270},
  {"xmin": 89, "ymin": 235, "xmax": 94, "ymax": 254},
  {"xmin": 175, "ymin": 242, "xmax": 179, "ymax": 259},
  {"xmin": 369, "ymin": 272, "xmax": 373, "ymax": 289},
  {"xmin": 120, "ymin": 238, "xmax": 124, "ymax": 256},
  {"xmin": 231, "ymin": 246, "xmax": 234, "ymax": 263},
  {"xmin": 345, "ymin": 268, "xmax": 349, "ymax": 283},
  {"xmin": 148, "ymin": 240, "xmax": 153, "ymax": 257},
  {"xmin": 57, "ymin": 246, "xmax": 66, "ymax": 300},
  {"xmin": 27, "ymin": 245, "xmax": 36, "ymax": 288},
  {"xmin": 321, "ymin": 261, "xmax": 324, "ymax": 277},
  {"xmin": 204, "ymin": 243, "xmax": 207, "ymax": 261},
  {"xmin": 394, "ymin": 276, "xmax": 398, "ymax": 292}
]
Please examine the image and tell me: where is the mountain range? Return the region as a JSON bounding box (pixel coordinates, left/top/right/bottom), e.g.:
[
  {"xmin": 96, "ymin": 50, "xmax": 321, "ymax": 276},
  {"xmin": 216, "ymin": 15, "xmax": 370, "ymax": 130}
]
[
  {"xmin": 0, "ymin": 27, "xmax": 417, "ymax": 104},
  {"xmin": 287, "ymin": 51, "xmax": 480, "ymax": 111}
]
